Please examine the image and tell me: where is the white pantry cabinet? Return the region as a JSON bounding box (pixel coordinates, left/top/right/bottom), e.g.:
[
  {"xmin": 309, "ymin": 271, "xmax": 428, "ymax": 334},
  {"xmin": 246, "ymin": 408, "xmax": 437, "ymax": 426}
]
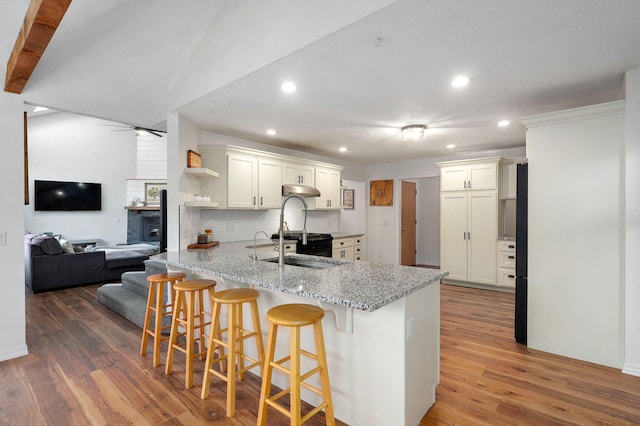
[
  {"xmin": 438, "ymin": 157, "xmax": 501, "ymax": 287},
  {"xmin": 440, "ymin": 159, "xmax": 498, "ymax": 192}
]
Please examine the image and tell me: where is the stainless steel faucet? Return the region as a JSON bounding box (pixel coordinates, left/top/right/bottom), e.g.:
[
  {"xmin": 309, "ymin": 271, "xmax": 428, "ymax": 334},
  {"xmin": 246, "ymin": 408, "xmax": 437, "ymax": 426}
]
[
  {"xmin": 279, "ymin": 194, "xmax": 308, "ymax": 266},
  {"xmin": 252, "ymin": 230, "xmax": 270, "ymax": 260}
]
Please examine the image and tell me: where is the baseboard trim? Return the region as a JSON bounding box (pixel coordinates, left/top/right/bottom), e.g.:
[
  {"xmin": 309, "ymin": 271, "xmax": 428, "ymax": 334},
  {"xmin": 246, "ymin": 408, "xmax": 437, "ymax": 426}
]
[
  {"xmin": 0, "ymin": 344, "xmax": 29, "ymax": 362},
  {"xmin": 442, "ymin": 279, "xmax": 515, "ymax": 293},
  {"xmin": 622, "ymin": 362, "xmax": 640, "ymax": 377}
]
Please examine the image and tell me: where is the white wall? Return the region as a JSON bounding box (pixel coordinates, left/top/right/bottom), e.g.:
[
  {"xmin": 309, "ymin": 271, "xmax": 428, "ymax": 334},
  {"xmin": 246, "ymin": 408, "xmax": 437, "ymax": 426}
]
[
  {"xmin": 24, "ymin": 112, "xmax": 137, "ymax": 245},
  {"xmin": 624, "ymin": 69, "xmax": 640, "ymax": 376},
  {"xmin": 523, "ymin": 101, "xmax": 625, "ymax": 368},
  {"xmin": 0, "ymin": 93, "xmax": 28, "ymax": 361},
  {"xmin": 416, "ymin": 177, "xmax": 440, "ymax": 266}
]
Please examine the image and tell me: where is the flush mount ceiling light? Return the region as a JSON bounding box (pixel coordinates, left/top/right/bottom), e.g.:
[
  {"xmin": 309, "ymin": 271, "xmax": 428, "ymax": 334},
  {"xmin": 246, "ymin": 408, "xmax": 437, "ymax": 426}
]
[
  {"xmin": 401, "ymin": 124, "xmax": 427, "ymax": 141},
  {"xmin": 451, "ymin": 75, "xmax": 470, "ymax": 88},
  {"xmin": 281, "ymin": 81, "xmax": 297, "ymax": 93}
]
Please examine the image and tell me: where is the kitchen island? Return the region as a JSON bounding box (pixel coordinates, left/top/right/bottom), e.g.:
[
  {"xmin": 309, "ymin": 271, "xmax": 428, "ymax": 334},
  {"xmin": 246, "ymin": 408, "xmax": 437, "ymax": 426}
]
[{"xmin": 153, "ymin": 239, "xmax": 447, "ymax": 425}]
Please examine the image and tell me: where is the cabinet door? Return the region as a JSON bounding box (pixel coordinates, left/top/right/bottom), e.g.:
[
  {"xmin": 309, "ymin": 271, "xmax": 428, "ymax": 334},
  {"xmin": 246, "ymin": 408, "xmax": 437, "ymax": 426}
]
[
  {"xmin": 282, "ymin": 164, "xmax": 300, "ymax": 185},
  {"xmin": 228, "ymin": 154, "xmax": 257, "ymax": 208},
  {"xmin": 440, "ymin": 166, "xmax": 468, "ymax": 191},
  {"xmin": 440, "ymin": 193, "xmax": 468, "ymax": 281},
  {"xmin": 467, "ymin": 190, "xmax": 497, "ymax": 284},
  {"xmin": 299, "ymin": 165, "xmax": 314, "ymax": 186},
  {"xmin": 315, "ymin": 168, "xmax": 341, "ymax": 209},
  {"xmin": 258, "ymin": 158, "xmax": 282, "ymax": 209},
  {"xmin": 468, "ymin": 163, "xmax": 497, "ymax": 190}
]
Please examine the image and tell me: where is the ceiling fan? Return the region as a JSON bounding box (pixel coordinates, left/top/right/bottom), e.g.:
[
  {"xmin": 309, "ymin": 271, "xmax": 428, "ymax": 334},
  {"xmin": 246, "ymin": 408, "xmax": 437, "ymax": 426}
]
[{"xmin": 101, "ymin": 123, "xmax": 166, "ymax": 137}]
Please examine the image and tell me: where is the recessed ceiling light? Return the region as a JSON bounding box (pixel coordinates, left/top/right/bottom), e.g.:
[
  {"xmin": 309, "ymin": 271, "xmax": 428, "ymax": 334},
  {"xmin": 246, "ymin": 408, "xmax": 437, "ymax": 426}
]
[
  {"xmin": 266, "ymin": 129, "xmax": 277, "ymax": 136},
  {"xmin": 498, "ymin": 120, "xmax": 510, "ymax": 127},
  {"xmin": 446, "ymin": 144, "xmax": 456, "ymax": 149},
  {"xmin": 451, "ymin": 75, "xmax": 470, "ymax": 88},
  {"xmin": 339, "ymin": 147, "xmax": 347, "ymax": 153},
  {"xmin": 281, "ymin": 81, "xmax": 297, "ymax": 93}
]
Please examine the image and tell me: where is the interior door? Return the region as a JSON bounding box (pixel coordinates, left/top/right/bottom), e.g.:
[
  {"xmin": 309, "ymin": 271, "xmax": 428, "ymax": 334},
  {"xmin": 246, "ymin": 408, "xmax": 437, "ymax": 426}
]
[{"xmin": 401, "ymin": 181, "xmax": 416, "ymax": 266}]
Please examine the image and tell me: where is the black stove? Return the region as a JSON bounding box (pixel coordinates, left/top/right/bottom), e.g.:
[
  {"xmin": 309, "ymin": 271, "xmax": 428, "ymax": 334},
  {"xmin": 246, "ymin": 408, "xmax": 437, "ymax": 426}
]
[
  {"xmin": 272, "ymin": 232, "xmax": 332, "ymax": 242},
  {"xmin": 271, "ymin": 232, "xmax": 333, "ymax": 257}
]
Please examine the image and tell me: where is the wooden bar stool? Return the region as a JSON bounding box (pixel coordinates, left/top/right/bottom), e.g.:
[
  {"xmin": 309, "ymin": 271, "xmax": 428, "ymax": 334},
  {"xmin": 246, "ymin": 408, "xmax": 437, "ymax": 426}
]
[
  {"xmin": 140, "ymin": 272, "xmax": 185, "ymax": 367},
  {"xmin": 257, "ymin": 304, "xmax": 335, "ymax": 426},
  {"xmin": 165, "ymin": 279, "xmax": 217, "ymax": 389},
  {"xmin": 201, "ymin": 288, "xmax": 265, "ymax": 417}
]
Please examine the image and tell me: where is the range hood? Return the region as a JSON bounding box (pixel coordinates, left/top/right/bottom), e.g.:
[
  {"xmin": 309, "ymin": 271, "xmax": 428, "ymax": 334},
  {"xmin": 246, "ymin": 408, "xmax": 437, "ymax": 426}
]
[{"xmin": 282, "ymin": 184, "xmax": 321, "ymax": 197}]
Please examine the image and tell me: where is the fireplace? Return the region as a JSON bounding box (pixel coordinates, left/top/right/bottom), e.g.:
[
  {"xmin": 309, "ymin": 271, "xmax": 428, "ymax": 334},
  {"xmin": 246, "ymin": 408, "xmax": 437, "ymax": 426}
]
[{"xmin": 127, "ymin": 210, "xmax": 161, "ymax": 244}]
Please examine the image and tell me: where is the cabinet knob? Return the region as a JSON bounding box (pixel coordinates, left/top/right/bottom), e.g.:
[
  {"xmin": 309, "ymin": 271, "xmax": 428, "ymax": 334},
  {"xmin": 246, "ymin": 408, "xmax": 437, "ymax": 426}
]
[
  {"xmin": 508, "ymin": 274, "xmax": 515, "ymax": 278},
  {"xmin": 508, "ymin": 255, "xmax": 515, "ymax": 259}
]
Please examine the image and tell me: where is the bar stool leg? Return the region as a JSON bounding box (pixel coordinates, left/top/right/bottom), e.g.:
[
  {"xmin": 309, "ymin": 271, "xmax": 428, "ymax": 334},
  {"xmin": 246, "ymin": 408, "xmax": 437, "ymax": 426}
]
[
  {"xmin": 140, "ymin": 282, "xmax": 155, "ymax": 357},
  {"xmin": 152, "ymin": 282, "xmax": 165, "ymax": 367},
  {"xmin": 257, "ymin": 322, "xmax": 278, "ymax": 426},
  {"xmin": 201, "ymin": 299, "xmax": 222, "ymax": 399},
  {"xmin": 184, "ymin": 289, "xmax": 196, "ymax": 389},
  {"xmin": 291, "ymin": 325, "xmax": 302, "ymax": 426},
  {"xmin": 165, "ymin": 289, "xmax": 183, "ymax": 376},
  {"xmin": 314, "ymin": 320, "xmax": 335, "ymax": 426},
  {"xmin": 227, "ymin": 303, "xmax": 237, "ymax": 416}
]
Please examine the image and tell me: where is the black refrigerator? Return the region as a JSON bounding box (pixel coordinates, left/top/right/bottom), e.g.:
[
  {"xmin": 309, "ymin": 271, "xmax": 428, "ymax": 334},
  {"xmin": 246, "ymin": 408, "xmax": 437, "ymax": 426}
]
[{"xmin": 515, "ymin": 163, "xmax": 528, "ymax": 344}]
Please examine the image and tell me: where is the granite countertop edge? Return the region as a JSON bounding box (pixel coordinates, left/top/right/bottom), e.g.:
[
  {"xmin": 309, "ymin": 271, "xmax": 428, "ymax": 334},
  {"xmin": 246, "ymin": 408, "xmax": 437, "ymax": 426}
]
[{"xmin": 152, "ymin": 239, "xmax": 448, "ymax": 312}]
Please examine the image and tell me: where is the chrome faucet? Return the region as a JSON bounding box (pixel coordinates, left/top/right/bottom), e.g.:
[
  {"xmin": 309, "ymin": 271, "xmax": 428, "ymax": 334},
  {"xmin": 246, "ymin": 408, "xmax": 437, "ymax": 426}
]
[
  {"xmin": 279, "ymin": 194, "xmax": 308, "ymax": 267},
  {"xmin": 252, "ymin": 230, "xmax": 270, "ymax": 260}
]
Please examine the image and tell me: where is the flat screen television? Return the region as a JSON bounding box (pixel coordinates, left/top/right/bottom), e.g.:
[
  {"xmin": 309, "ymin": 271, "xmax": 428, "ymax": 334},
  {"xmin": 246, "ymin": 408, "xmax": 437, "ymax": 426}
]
[{"xmin": 34, "ymin": 180, "xmax": 102, "ymax": 211}]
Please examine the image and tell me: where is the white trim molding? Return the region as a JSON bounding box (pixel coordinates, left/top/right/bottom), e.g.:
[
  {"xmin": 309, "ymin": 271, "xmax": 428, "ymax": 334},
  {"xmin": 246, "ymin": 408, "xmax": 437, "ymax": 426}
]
[
  {"xmin": 0, "ymin": 345, "xmax": 28, "ymax": 362},
  {"xmin": 521, "ymin": 100, "xmax": 626, "ymax": 129},
  {"xmin": 622, "ymin": 362, "xmax": 640, "ymax": 377}
]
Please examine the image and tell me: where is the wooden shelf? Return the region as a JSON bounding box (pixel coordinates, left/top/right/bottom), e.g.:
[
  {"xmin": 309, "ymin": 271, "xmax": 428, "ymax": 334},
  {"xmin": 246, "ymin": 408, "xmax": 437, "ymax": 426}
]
[{"xmin": 184, "ymin": 167, "xmax": 219, "ymax": 178}]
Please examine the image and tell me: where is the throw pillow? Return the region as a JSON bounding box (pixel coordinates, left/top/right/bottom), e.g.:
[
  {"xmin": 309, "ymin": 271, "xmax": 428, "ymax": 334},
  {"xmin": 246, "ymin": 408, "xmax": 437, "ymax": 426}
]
[
  {"xmin": 33, "ymin": 237, "xmax": 63, "ymax": 255},
  {"xmin": 58, "ymin": 238, "xmax": 75, "ymax": 254}
]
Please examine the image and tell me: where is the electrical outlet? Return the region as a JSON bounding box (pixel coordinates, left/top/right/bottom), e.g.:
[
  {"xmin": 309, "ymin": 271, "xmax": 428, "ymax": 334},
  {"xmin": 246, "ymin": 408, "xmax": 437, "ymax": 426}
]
[
  {"xmin": 226, "ymin": 223, "xmax": 235, "ymax": 232},
  {"xmin": 406, "ymin": 317, "xmax": 414, "ymax": 341},
  {"xmin": 0, "ymin": 231, "xmax": 6, "ymax": 246}
]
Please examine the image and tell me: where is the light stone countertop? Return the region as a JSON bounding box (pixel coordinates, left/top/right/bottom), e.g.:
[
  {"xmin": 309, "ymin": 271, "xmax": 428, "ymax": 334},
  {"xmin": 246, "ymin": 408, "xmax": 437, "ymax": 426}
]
[{"xmin": 152, "ymin": 239, "xmax": 448, "ymax": 312}]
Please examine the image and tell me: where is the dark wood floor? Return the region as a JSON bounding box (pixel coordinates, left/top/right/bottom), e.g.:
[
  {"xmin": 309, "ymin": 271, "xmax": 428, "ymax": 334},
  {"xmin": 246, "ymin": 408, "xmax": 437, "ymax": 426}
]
[{"xmin": 2, "ymin": 284, "xmax": 639, "ymax": 425}]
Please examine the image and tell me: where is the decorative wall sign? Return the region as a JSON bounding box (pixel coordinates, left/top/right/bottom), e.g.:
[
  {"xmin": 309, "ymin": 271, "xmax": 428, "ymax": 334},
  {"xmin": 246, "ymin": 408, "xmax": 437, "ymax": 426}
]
[
  {"xmin": 370, "ymin": 179, "xmax": 393, "ymax": 206},
  {"xmin": 187, "ymin": 150, "xmax": 201, "ymax": 168},
  {"xmin": 342, "ymin": 189, "xmax": 354, "ymax": 209}
]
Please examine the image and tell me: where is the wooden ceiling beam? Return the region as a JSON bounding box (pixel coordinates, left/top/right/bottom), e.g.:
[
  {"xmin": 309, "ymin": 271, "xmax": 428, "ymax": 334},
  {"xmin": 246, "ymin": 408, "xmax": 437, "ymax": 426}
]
[{"xmin": 4, "ymin": 0, "xmax": 72, "ymax": 94}]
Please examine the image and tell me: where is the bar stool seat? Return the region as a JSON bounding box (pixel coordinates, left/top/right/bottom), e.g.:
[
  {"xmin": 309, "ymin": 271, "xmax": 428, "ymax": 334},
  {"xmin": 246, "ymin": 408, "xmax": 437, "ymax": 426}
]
[
  {"xmin": 140, "ymin": 272, "xmax": 185, "ymax": 367},
  {"xmin": 257, "ymin": 303, "xmax": 335, "ymax": 426},
  {"xmin": 201, "ymin": 288, "xmax": 265, "ymax": 417},
  {"xmin": 165, "ymin": 279, "xmax": 217, "ymax": 389}
]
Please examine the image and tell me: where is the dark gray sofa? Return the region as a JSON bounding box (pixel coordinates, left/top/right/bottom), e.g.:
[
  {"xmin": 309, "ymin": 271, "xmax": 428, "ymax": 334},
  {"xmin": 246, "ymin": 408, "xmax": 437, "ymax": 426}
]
[{"xmin": 25, "ymin": 235, "xmax": 149, "ymax": 293}]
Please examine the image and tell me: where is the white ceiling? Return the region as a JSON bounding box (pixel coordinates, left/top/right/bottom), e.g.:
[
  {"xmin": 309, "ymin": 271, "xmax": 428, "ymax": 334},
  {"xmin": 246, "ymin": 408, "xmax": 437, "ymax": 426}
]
[{"xmin": 3, "ymin": 0, "xmax": 640, "ymax": 164}]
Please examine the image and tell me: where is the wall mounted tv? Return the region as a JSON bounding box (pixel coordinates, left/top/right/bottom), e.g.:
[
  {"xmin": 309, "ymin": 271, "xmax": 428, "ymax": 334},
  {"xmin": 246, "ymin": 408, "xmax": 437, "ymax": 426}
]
[{"xmin": 34, "ymin": 180, "xmax": 102, "ymax": 211}]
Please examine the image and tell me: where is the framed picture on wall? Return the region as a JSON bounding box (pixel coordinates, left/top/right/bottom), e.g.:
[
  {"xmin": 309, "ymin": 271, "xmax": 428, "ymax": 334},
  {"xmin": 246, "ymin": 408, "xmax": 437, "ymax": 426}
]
[
  {"xmin": 342, "ymin": 189, "xmax": 354, "ymax": 209},
  {"xmin": 145, "ymin": 182, "xmax": 167, "ymax": 205}
]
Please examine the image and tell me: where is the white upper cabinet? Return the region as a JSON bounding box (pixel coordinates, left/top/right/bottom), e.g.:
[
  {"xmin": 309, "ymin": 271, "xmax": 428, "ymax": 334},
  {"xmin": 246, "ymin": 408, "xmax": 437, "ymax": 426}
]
[
  {"xmin": 257, "ymin": 158, "xmax": 282, "ymax": 209},
  {"xmin": 439, "ymin": 158, "xmax": 499, "ymax": 192},
  {"xmin": 314, "ymin": 167, "xmax": 341, "ymax": 209},
  {"xmin": 227, "ymin": 153, "xmax": 258, "ymax": 208},
  {"xmin": 199, "ymin": 145, "xmax": 342, "ymax": 210},
  {"xmin": 283, "ymin": 163, "xmax": 314, "ymax": 187}
]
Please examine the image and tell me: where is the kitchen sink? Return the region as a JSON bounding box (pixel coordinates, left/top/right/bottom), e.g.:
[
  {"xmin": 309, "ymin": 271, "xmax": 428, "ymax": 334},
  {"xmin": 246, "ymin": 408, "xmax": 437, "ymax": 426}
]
[{"xmin": 261, "ymin": 256, "xmax": 346, "ymax": 270}]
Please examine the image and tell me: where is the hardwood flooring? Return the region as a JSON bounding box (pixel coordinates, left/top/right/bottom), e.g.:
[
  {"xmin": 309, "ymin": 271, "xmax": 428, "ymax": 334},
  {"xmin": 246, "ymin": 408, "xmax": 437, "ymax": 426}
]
[
  {"xmin": 421, "ymin": 284, "xmax": 640, "ymax": 426},
  {"xmin": 1, "ymin": 283, "xmax": 639, "ymax": 425}
]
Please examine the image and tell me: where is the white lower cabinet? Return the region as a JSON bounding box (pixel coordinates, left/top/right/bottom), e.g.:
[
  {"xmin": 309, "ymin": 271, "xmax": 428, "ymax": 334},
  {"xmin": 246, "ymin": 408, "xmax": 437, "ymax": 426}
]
[
  {"xmin": 332, "ymin": 235, "xmax": 365, "ymax": 261},
  {"xmin": 496, "ymin": 240, "xmax": 516, "ymax": 288},
  {"xmin": 440, "ymin": 190, "xmax": 497, "ymax": 285}
]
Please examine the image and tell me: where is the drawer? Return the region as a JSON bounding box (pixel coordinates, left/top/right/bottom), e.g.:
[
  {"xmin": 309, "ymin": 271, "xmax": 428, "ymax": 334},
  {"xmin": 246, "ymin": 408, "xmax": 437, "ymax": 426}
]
[
  {"xmin": 333, "ymin": 237, "xmax": 354, "ymax": 249},
  {"xmin": 497, "ymin": 252, "xmax": 516, "ymax": 268},
  {"xmin": 354, "ymin": 236, "xmax": 364, "ymax": 245},
  {"xmin": 497, "ymin": 240, "xmax": 516, "ymax": 252},
  {"xmin": 497, "ymin": 268, "xmax": 516, "ymax": 287},
  {"xmin": 354, "ymin": 245, "xmax": 362, "ymax": 255}
]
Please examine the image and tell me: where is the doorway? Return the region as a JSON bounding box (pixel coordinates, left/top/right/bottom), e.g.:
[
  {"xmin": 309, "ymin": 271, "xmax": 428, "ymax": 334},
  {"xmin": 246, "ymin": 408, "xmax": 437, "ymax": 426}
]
[{"xmin": 401, "ymin": 181, "xmax": 416, "ymax": 266}]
